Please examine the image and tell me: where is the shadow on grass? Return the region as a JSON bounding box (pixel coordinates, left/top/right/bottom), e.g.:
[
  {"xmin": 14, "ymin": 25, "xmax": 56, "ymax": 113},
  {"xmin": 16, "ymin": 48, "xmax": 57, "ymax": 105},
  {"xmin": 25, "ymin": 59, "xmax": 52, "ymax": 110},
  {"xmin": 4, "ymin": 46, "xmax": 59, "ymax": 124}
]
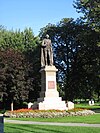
[
  {"xmin": 91, "ymin": 109, "xmax": 100, "ymax": 113},
  {"xmin": 5, "ymin": 124, "xmax": 69, "ymax": 133}
]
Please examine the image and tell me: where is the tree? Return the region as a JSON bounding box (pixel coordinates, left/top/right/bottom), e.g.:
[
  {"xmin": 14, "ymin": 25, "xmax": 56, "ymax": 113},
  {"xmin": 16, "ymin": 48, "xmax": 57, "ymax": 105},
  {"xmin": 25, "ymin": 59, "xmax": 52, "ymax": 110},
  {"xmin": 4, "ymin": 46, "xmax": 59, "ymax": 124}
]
[
  {"xmin": 40, "ymin": 18, "xmax": 83, "ymax": 100},
  {"xmin": 39, "ymin": 18, "xmax": 100, "ymax": 101},
  {"xmin": 0, "ymin": 48, "xmax": 34, "ymax": 110},
  {"xmin": 74, "ymin": 0, "xmax": 100, "ymax": 31},
  {"xmin": 74, "ymin": 0, "xmax": 100, "ymax": 100},
  {"xmin": 0, "ymin": 27, "xmax": 39, "ymax": 51},
  {"xmin": 0, "ymin": 27, "xmax": 41, "ymax": 109}
]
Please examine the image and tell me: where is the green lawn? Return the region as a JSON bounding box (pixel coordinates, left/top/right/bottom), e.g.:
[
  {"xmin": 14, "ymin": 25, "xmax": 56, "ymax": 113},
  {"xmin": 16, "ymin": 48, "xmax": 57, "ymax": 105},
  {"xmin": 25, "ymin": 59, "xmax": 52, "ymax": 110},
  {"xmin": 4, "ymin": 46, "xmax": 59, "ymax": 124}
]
[
  {"xmin": 75, "ymin": 103, "xmax": 100, "ymax": 113},
  {"xmin": 4, "ymin": 104, "xmax": 100, "ymax": 133},
  {"xmin": 75, "ymin": 103, "xmax": 100, "ymax": 109},
  {"xmin": 4, "ymin": 123, "xmax": 100, "ymax": 133},
  {"xmin": 7, "ymin": 114, "xmax": 100, "ymax": 124}
]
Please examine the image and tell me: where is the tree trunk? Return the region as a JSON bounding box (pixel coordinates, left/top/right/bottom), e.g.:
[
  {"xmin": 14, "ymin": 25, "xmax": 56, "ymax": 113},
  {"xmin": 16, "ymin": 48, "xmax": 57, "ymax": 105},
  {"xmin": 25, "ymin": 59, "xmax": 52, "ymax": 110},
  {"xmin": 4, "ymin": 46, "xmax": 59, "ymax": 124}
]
[
  {"xmin": 11, "ymin": 101, "xmax": 14, "ymax": 111},
  {"xmin": 98, "ymin": 91, "xmax": 100, "ymax": 102}
]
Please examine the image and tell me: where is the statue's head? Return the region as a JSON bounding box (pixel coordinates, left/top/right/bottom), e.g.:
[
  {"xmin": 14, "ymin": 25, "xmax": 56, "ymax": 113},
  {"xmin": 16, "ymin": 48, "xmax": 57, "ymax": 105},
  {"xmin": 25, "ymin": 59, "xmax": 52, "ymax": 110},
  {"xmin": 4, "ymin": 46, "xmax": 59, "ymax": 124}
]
[{"xmin": 46, "ymin": 34, "xmax": 49, "ymax": 38}]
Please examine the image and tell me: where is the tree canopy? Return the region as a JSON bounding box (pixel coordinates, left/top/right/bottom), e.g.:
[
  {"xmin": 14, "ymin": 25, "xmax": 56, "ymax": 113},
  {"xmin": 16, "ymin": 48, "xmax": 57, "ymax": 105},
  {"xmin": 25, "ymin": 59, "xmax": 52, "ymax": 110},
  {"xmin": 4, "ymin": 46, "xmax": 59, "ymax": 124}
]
[
  {"xmin": 0, "ymin": 27, "xmax": 41, "ymax": 109},
  {"xmin": 39, "ymin": 16, "xmax": 100, "ymax": 101},
  {"xmin": 74, "ymin": 0, "xmax": 100, "ymax": 31}
]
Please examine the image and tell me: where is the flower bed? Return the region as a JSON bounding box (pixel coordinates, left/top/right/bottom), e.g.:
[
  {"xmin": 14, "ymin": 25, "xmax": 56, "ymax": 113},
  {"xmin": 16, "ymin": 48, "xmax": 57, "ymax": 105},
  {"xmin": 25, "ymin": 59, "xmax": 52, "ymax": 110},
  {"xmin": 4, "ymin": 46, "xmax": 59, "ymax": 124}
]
[{"xmin": 4, "ymin": 108, "xmax": 95, "ymax": 118}]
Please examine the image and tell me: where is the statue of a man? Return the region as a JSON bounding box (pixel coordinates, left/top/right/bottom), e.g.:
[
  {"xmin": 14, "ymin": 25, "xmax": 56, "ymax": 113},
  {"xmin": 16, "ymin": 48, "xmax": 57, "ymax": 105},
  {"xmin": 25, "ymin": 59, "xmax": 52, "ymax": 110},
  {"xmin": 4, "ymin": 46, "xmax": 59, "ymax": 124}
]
[{"xmin": 41, "ymin": 34, "xmax": 53, "ymax": 67}]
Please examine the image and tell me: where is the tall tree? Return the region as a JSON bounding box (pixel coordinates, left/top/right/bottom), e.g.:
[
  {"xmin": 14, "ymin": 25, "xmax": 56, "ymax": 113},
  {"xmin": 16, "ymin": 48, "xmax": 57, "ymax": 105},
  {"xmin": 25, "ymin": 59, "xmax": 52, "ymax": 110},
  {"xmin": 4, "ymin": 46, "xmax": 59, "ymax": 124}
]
[
  {"xmin": 0, "ymin": 27, "xmax": 41, "ymax": 109},
  {"xmin": 39, "ymin": 18, "xmax": 100, "ymax": 101},
  {"xmin": 74, "ymin": 0, "xmax": 100, "ymax": 100},
  {"xmin": 0, "ymin": 48, "xmax": 34, "ymax": 109}
]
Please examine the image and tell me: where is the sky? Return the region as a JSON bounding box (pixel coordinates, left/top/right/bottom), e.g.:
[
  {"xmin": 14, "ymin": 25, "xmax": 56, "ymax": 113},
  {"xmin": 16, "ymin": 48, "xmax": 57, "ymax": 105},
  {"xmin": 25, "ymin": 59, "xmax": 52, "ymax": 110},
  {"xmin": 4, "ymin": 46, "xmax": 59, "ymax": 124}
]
[{"xmin": 0, "ymin": 0, "xmax": 82, "ymax": 36}]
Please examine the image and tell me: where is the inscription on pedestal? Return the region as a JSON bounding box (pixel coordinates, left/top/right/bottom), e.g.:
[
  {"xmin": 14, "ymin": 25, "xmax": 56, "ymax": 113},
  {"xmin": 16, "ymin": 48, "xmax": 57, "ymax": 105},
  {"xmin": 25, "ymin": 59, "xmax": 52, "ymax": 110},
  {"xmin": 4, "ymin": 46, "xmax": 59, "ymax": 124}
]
[{"xmin": 48, "ymin": 81, "xmax": 55, "ymax": 89}]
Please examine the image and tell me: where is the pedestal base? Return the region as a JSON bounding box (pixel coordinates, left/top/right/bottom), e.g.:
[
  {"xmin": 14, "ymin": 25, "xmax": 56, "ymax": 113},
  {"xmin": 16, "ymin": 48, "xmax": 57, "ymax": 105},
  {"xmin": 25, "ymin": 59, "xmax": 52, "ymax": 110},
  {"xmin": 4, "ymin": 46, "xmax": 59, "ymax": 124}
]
[
  {"xmin": 39, "ymin": 98, "xmax": 67, "ymax": 110},
  {"xmin": 32, "ymin": 66, "xmax": 67, "ymax": 110}
]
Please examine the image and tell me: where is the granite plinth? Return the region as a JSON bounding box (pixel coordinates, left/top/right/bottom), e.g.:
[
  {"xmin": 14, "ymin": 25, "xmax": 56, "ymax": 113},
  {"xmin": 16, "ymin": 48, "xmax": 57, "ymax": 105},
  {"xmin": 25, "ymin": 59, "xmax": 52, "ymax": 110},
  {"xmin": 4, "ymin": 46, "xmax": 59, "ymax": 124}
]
[{"xmin": 32, "ymin": 66, "xmax": 67, "ymax": 110}]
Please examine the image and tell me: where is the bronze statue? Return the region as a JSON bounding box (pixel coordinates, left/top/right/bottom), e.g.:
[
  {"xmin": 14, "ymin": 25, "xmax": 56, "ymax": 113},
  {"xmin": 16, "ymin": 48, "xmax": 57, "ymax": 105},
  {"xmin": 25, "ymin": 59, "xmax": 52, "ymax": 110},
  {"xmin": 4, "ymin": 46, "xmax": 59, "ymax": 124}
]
[{"xmin": 41, "ymin": 34, "xmax": 53, "ymax": 67}]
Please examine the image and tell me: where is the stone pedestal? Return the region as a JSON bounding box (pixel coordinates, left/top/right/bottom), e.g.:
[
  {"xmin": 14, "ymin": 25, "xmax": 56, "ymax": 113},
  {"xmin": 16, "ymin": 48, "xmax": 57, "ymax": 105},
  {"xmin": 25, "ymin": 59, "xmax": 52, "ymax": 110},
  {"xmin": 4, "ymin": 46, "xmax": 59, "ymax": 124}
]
[
  {"xmin": 0, "ymin": 114, "xmax": 4, "ymax": 133},
  {"xmin": 33, "ymin": 65, "xmax": 67, "ymax": 110}
]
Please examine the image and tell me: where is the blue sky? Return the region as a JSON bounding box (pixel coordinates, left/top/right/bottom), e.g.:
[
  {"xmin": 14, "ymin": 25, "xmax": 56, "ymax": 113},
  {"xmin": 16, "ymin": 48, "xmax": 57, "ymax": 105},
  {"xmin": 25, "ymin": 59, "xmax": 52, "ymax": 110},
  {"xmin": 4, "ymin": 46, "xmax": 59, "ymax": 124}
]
[{"xmin": 0, "ymin": 0, "xmax": 82, "ymax": 35}]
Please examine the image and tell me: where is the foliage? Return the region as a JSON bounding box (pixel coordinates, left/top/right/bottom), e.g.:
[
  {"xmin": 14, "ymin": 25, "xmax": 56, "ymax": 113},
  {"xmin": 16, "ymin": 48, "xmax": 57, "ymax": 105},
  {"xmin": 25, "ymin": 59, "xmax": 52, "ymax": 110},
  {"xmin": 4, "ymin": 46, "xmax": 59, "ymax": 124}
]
[
  {"xmin": 0, "ymin": 27, "xmax": 41, "ymax": 109},
  {"xmin": 73, "ymin": 0, "xmax": 100, "ymax": 31},
  {"xmin": 39, "ymin": 0, "xmax": 100, "ymax": 101},
  {"xmin": 39, "ymin": 18, "xmax": 100, "ymax": 101},
  {"xmin": 0, "ymin": 27, "xmax": 39, "ymax": 51},
  {"xmin": 0, "ymin": 48, "xmax": 34, "ymax": 109},
  {"xmin": 73, "ymin": 0, "xmax": 100, "ymax": 101}
]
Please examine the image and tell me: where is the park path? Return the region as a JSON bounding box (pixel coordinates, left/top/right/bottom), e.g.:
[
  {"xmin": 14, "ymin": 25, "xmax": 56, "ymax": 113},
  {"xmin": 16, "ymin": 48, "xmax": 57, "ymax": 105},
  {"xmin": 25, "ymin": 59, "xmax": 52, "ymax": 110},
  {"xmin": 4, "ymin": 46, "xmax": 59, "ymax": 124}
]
[{"xmin": 4, "ymin": 119, "xmax": 100, "ymax": 127}]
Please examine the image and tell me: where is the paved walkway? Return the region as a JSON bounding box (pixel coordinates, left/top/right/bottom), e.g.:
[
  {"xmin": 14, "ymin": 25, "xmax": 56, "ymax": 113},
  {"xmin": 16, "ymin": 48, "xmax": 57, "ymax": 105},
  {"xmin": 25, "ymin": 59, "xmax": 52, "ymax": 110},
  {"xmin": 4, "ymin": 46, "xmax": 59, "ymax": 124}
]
[{"xmin": 4, "ymin": 119, "xmax": 100, "ymax": 127}]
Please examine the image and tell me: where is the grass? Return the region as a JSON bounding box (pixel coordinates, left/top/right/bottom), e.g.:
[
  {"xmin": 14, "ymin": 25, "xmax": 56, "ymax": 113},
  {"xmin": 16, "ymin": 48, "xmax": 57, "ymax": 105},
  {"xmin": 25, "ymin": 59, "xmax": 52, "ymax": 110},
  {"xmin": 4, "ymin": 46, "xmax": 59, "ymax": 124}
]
[
  {"xmin": 6, "ymin": 114, "xmax": 100, "ymax": 124},
  {"xmin": 75, "ymin": 103, "xmax": 100, "ymax": 109},
  {"xmin": 5, "ymin": 102, "xmax": 100, "ymax": 124},
  {"xmin": 75, "ymin": 103, "xmax": 100, "ymax": 113},
  {"xmin": 4, "ymin": 103, "xmax": 100, "ymax": 132},
  {"xmin": 4, "ymin": 123, "xmax": 100, "ymax": 133}
]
